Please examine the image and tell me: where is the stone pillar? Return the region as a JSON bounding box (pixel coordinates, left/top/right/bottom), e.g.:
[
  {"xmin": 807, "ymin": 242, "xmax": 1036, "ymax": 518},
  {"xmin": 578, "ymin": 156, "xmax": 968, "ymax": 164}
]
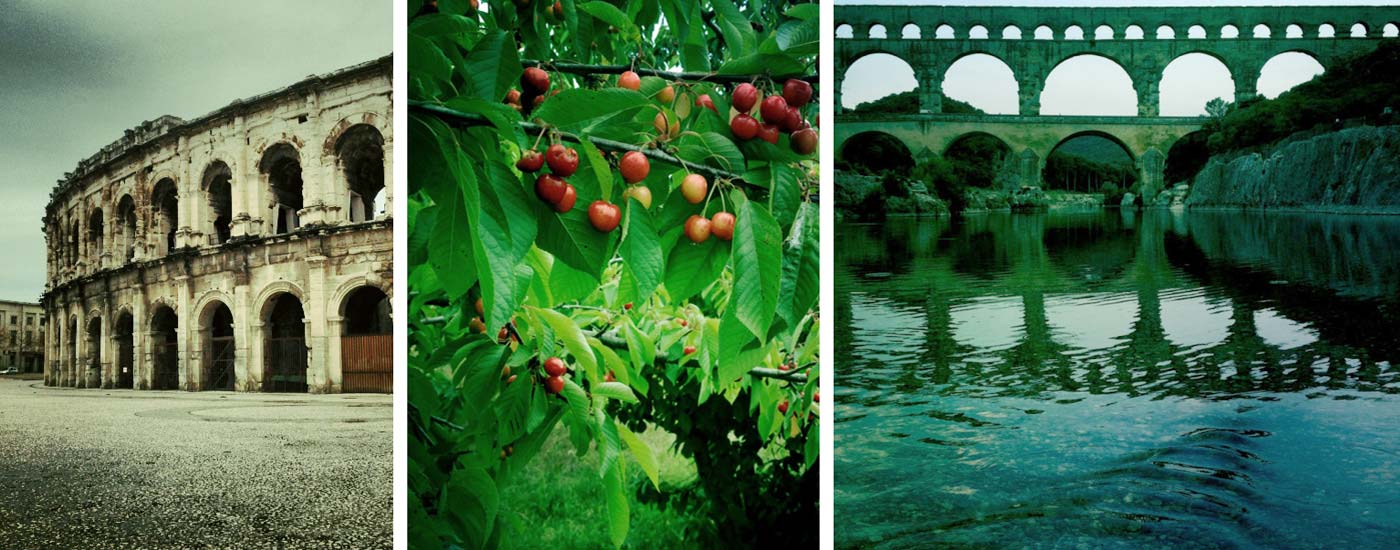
[
  {"xmin": 1133, "ymin": 72, "xmax": 1161, "ymax": 117},
  {"xmin": 306, "ymin": 255, "xmax": 332, "ymax": 392},
  {"xmin": 834, "ymin": 60, "xmax": 847, "ymax": 115},
  {"xmin": 133, "ymin": 301, "xmax": 148, "ymax": 390},
  {"xmin": 1138, "ymin": 147, "xmax": 1166, "ymax": 203},
  {"xmin": 1234, "ymin": 64, "xmax": 1260, "ymax": 103},
  {"xmin": 918, "ymin": 67, "xmax": 945, "ymax": 114},
  {"xmin": 234, "ymin": 284, "xmax": 252, "ymax": 391},
  {"xmin": 176, "ymin": 277, "xmax": 193, "ymax": 391},
  {"xmin": 1019, "ymin": 149, "xmax": 1043, "ymax": 189},
  {"xmin": 1018, "ymin": 80, "xmax": 1043, "ymax": 116}
]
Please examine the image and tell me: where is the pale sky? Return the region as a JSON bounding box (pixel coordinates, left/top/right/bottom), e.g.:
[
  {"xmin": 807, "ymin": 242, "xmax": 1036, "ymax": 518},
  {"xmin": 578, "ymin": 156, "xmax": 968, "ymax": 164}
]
[
  {"xmin": 0, "ymin": 0, "xmax": 390, "ymax": 302},
  {"xmin": 838, "ymin": 0, "xmax": 1398, "ymax": 113}
]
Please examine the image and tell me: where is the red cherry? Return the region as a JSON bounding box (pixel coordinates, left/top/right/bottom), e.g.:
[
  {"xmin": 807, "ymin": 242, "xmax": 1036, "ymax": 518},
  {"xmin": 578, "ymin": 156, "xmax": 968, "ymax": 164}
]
[
  {"xmin": 545, "ymin": 144, "xmax": 578, "ymax": 177},
  {"xmin": 505, "ymin": 374, "xmax": 518, "ymax": 384},
  {"xmin": 791, "ymin": 128, "xmax": 818, "ymax": 155},
  {"xmin": 695, "ymin": 94, "xmax": 717, "ymax": 113},
  {"xmin": 604, "ymin": 370, "xmax": 616, "ymax": 382},
  {"xmin": 497, "ymin": 326, "xmax": 511, "ymax": 343},
  {"xmin": 624, "ymin": 185, "xmax": 652, "ymax": 209},
  {"xmin": 505, "ymin": 89, "xmax": 521, "ymax": 105},
  {"xmin": 710, "ymin": 211, "xmax": 735, "ymax": 241},
  {"xmin": 521, "ymin": 67, "xmax": 550, "ymax": 95},
  {"xmin": 782, "ymin": 79, "xmax": 813, "ymax": 108},
  {"xmin": 516, "ymin": 150, "xmax": 545, "ymax": 172},
  {"xmin": 685, "ymin": 214, "xmax": 711, "ymax": 243},
  {"xmin": 623, "ymin": 302, "xmax": 633, "ymax": 310},
  {"xmin": 814, "ymin": 391, "xmax": 821, "ymax": 403},
  {"xmin": 781, "ymin": 106, "xmax": 804, "ymax": 133},
  {"xmin": 588, "ymin": 201, "xmax": 621, "ymax": 232},
  {"xmin": 554, "ymin": 184, "xmax": 577, "ymax": 213},
  {"xmin": 534, "ymin": 174, "xmax": 567, "ymax": 204},
  {"xmin": 680, "ymin": 174, "xmax": 707, "ymax": 204},
  {"xmin": 760, "ymin": 95, "xmax": 789, "ymax": 124},
  {"xmin": 730, "ymin": 114, "xmax": 759, "ymax": 141},
  {"xmin": 778, "ymin": 400, "xmax": 790, "ymax": 414},
  {"xmin": 732, "ymin": 83, "xmax": 758, "ymax": 113},
  {"xmin": 545, "ymin": 375, "xmax": 565, "ymax": 395},
  {"xmin": 544, "ymin": 357, "xmax": 567, "ymax": 377},
  {"xmin": 619, "ymin": 151, "xmax": 650, "ymax": 183},
  {"xmin": 678, "ymin": 319, "xmax": 688, "ymax": 327},
  {"xmin": 618, "ymin": 70, "xmax": 641, "ymax": 90},
  {"xmin": 757, "ymin": 123, "xmax": 780, "ymax": 144},
  {"xmin": 683, "ymin": 345, "xmax": 697, "ymax": 355},
  {"xmin": 658, "ymin": 85, "xmax": 675, "ymax": 104}
]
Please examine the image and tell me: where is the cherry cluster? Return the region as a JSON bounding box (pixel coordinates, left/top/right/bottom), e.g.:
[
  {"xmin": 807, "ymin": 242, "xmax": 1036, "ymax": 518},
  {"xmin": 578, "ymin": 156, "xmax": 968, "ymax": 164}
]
[{"xmin": 728, "ymin": 79, "xmax": 818, "ymax": 155}]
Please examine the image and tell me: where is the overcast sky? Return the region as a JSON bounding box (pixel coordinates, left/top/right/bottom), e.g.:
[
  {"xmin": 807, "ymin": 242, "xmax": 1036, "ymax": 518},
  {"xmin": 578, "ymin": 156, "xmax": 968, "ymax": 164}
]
[
  {"xmin": 0, "ymin": 0, "xmax": 389, "ymax": 302},
  {"xmin": 838, "ymin": 0, "xmax": 1399, "ymax": 114}
]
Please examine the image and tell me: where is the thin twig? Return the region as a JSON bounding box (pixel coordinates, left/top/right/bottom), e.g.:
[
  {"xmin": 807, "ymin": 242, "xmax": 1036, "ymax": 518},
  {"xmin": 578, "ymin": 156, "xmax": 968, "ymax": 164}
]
[{"xmin": 522, "ymin": 60, "xmax": 818, "ymax": 84}]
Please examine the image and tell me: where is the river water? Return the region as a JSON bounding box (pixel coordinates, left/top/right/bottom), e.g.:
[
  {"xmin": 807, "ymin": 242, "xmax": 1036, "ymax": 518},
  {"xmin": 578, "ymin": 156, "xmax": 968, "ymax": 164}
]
[{"xmin": 835, "ymin": 209, "xmax": 1400, "ymax": 548}]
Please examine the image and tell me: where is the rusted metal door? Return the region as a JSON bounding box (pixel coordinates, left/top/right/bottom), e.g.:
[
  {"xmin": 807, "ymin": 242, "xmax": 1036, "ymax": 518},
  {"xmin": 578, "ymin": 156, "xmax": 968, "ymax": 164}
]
[
  {"xmin": 205, "ymin": 336, "xmax": 235, "ymax": 391},
  {"xmin": 341, "ymin": 334, "xmax": 392, "ymax": 393},
  {"xmin": 264, "ymin": 336, "xmax": 308, "ymax": 392}
]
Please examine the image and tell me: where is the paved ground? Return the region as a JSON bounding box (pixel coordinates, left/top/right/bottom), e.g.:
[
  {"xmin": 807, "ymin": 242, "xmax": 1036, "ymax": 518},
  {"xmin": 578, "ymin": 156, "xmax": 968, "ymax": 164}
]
[{"xmin": 0, "ymin": 377, "xmax": 391, "ymax": 548}]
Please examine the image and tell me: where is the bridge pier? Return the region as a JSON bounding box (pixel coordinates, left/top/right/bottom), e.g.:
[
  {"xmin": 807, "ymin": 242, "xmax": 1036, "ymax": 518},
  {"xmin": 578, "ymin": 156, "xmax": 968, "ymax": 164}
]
[{"xmin": 919, "ymin": 70, "xmax": 944, "ymax": 114}]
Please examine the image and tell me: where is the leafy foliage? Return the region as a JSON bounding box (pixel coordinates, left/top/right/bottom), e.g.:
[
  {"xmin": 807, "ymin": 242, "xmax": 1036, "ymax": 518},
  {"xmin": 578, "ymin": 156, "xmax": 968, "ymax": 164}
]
[
  {"xmin": 1042, "ymin": 151, "xmax": 1137, "ymax": 193},
  {"xmin": 406, "ymin": 1, "xmax": 820, "ymax": 548},
  {"xmin": 849, "ymin": 88, "xmax": 984, "ymax": 115}
]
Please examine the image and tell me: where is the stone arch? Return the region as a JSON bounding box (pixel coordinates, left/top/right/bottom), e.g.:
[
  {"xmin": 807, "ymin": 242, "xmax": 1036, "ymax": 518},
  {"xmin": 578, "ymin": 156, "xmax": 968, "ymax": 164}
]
[
  {"xmin": 1319, "ymin": 23, "xmax": 1336, "ymax": 38},
  {"xmin": 1157, "ymin": 25, "xmax": 1176, "ymax": 39},
  {"xmin": 84, "ymin": 315, "xmax": 102, "ymax": 388},
  {"xmin": 869, "ymin": 23, "xmax": 887, "ymax": 39},
  {"xmin": 1043, "ymin": 131, "xmax": 1139, "ymax": 193},
  {"xmin": 1221, "ymin": 24, "xmax": 1240, "ymax": 39},
  {"xmin": 1384, "ymin": 23, "xmax": 1398, "ymax": 37},
  {"xmin": 968, "ymin": 24, "xmax": 989, "ymax": 39},
  {"xmin": 322, "ymin": 112, "xmax": 387, "ymax": 157},
  {"xmin": 1041, "ymin": 53, "xmax": 1138, "ymax": 116},
  {"xmin": 87, "ymin": 207, "xmax": 104, "ymax": 251},
  {"xmin": 836, "ymin": 23, "xmax": 853, "ymax": 39},
  {"xmin": 329, "ymin": 276, "xmax": 391, "ymax": 321},
  {"xmin": 334, "ymin": 124, "xmax": 386, "ymax": 223},
  {"xmin": 150, "ymin": 177, "xmax": 178, "ymax": 256},
  {"xmin": 113, "ymin": 308, "xmax": 134, "ymax": 389},
  {"xmin": 1160, "ymin": 51, "xmax": 1236, "ymax": 116},
  {"xmin": 149, "ymin": 304, "xmax": 179, "ymax": 390},
  {"xmin": 200, "ymin": 160, "xmax": 234, "ymax": 244},
  {"xmin": 340, "ymin": 285, "xmax": 391, "ymax": 335},
  {"xmin": 840, "ymin": 51, "xmax": 918, "ymax": 112},
  {"xmin": 194, "ymin": 296, "xmax": 236, "ymax": 391},
  {"xmin": 1065, "ymin": 24, "xmax": 1085, "ymax": 40},
  {"xmin": 838, "ymin": 131, "xmax": 914, "ymax": 173},
  {"xmin": 1002, "ymin": 25, "xmax": 1022, "ymax": 39},
  {"xmin": 259, "ymin": 142, "xmax": 304, "ymax": 234},
  {"xmin": 1286, "ymin": 24, "xmax": 1305, "ymax": 38},
  {"xmin": 1050, "ymin": 130, "xmax": 1138, "ymax": 162},
  {"xmin": 1253, "ymin": 24, "xmax": 1272, "ymax": 38},
  {"xmin": 943, "ymin": 52, "xmax": 1019, "ymax": 114},
  {"xmin": 901, "ymin": 23, "xmax": 920, "ymax": 39},
  {"xmin": 1094, "ymin": 24, "xmax": 1114, "ymax": 40},
  {"xmin": 116, "ymin": 194, "xmax": 138, "ymax": 262},
  {"xmin": 1187, "ymin": 24, "xmax": 1207, "ymax": 39},
  {"xmin": 1124, "ymin": 25, "xmax": 1144, "ymax": 39},
  {"xmin": 1034, "ymin": 25, "xmax": 1053, "ymax": 40},
  {"xmin": 944, "ymin": 131, "xmax": 1016, "ymax": 189},
  {"xmin": 935, "ymin": 23, "xmax": 955, "ymax": 39},
  {"xmin": 260, "ymin": 291, "xmax": 308, "ymax": 393},
  {"xmin": 1258, "ymin": 50, "xmax": 1327, "ymax": 98},
  {"xmin": 1349, "ymin": 23, "xmax": 1368, "ymax": 37}
]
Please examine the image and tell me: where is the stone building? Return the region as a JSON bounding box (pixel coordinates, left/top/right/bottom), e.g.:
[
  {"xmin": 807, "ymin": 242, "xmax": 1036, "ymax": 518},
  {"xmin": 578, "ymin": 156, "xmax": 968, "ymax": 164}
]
[
  {"xmin": 0, "ymin": 300, "xmax": 46, "ymax": 372},
  {"xmin": 42, "ymin": 56, "xmax": 393, "ymax": 393}
]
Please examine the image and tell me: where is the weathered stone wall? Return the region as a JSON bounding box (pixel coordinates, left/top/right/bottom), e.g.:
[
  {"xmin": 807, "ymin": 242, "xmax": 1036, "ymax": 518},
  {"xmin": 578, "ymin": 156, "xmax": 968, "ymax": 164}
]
[
  {"xmin": 42, "ymin": 56, "xmax": 393, "ymax": 393},
  {"xmin": 0, "ymin": 301, "xmax": 45, "ymax": 372},
  {"xmin": 1185, "ymin": 125, "xmax": 1400, "ymax": 212}
]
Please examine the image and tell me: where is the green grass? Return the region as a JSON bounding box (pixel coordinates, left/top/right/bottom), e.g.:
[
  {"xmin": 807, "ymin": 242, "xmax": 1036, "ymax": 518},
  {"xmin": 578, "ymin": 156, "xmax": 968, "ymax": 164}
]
[{"xmin": 497, "ymin": 423, "xmax": 713, "ymax": 549}]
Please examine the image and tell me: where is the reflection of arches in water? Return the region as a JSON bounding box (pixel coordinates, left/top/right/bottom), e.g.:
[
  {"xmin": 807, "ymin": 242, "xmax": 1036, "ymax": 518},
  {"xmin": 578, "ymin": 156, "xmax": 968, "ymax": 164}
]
[
  {"xmin": 263, "ymin": 293, "xmax": 307, "ymax": 393},
  {"xmin": 150, "ymin": 306, "xmax": 179, "ymax": 390}
]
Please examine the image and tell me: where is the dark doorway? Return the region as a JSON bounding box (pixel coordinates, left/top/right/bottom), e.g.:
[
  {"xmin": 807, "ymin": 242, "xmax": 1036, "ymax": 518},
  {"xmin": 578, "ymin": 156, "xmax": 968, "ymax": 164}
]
[
  {"xmin": 205, "ymin": 303, "xmax": 235, "ymax": 391},
  {"xmin": 115, "ymin": 312, "xmax": 134, "ymax": 389},
  {"xmin": 86, "ymin": 318, "xmax": 101, "ymax": 387},
  {"xmin": 263, "ymin": 294, "xmax": 307, "ymax": 392},
  {"xmin": 341, "ymin": 286, "xmax": 391, "ymax": 393},
  {"xmin": 151, "ymin": 306, "xmax": 179, "ymax": 390}
]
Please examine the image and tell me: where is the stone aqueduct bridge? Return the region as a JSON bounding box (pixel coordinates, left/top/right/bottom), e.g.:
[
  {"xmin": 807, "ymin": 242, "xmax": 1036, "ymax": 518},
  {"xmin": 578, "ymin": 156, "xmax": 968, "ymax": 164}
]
[{"xmin": 834, "ymin": 4, "xmax": 1400, "ymax": 192}]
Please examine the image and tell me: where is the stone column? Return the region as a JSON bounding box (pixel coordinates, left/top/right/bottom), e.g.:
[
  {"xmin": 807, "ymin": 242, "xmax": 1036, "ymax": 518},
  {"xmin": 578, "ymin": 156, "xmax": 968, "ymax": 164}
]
[
  {"xmin": 834, "ymin": 59, "xmax": 847, "ymax": 115},
  {"xmin": 379, "ymin": 136, "xmax": 393, "ymax": 220},
  {"xmin": 918, "ymin": 68, "xmax": 944, "ymax": 114},
  {"xmin": 1233, "ymin": 63, "xmax": 1260, "ymax": 104},
  {"xmin": 305, "ymin": 255, "xmax": 331, "ymax": 392},
  {"xmin": 1018, "ymin": 80, "xmax": 1043, "ymax": 116},
  {"xmin": 176, "ymin": 276, "xmax": 193, "ymax": 391},
  {"xmin": 234, "ymin": 283, "xmax": 252, "ymax": 391},
  {"xmin": 1018, "ymin": 149, "xmax": 1043, "ymax": 189},
  {"xmin": 1133, "ymin": 71, "xmax": 1161, "ymax": 117},
  {"xmin": 1137, "ymin": 147, "xmax": 1166, "ymax": 203}
]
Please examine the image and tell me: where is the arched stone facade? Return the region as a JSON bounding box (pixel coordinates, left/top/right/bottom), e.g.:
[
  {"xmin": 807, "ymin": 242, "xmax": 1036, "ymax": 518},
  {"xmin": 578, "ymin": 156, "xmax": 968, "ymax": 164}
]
[{"xmin": 40, "ymin": 56, "xmax": 393, "ymax": 394}]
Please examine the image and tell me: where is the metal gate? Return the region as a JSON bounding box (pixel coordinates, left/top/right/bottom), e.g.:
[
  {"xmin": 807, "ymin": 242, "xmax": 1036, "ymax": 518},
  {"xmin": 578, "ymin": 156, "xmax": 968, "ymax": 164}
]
[
  {"xmin": 341, "ymin": 334, "xmax": 392, "ymax": 393},
  {"xmin": 264, "ymin": 336, "xmax": 308, "ymax": 392},
  {"xmin": 118, "ymin": 336, "xmax": 134, "ymax": 389},
  {"xmin": 152, "ymin": 339, "xmax": 179, "ymax": 390},
  {"xmin": 205, "ymin": 337, "xmax": 235, "ymax": 391}
]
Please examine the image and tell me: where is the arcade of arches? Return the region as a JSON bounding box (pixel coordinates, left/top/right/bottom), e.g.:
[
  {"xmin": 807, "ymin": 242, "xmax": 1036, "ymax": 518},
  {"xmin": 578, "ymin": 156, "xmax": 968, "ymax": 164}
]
[
  {"xmin": 42, "ymin": 57, "xmax": 393, "ymax": 393},
  {"xmin": 835, "ymin": 4, "xmax": 1399, "ymax": 195}
]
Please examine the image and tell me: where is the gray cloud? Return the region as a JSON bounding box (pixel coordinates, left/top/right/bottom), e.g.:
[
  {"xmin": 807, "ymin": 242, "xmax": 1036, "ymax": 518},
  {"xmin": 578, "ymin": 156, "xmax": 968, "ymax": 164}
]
[{"xmin": 0, "ymin": 0, "xmax": 390, "ymax": 302}]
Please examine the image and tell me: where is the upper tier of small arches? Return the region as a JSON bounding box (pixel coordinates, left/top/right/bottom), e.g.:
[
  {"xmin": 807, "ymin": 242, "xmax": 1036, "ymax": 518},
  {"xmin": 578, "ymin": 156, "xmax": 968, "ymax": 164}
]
[{"xmin": 838, "ymin": 22, "xmax": 1400, "ymax": 40}]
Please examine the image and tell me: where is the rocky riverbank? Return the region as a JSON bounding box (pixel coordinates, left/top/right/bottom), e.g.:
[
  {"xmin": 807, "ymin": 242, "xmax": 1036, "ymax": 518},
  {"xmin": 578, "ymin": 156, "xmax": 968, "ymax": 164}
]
[{"xmin": 1182, "ymin": 125, "xmax": 1400, "ymax": 213}]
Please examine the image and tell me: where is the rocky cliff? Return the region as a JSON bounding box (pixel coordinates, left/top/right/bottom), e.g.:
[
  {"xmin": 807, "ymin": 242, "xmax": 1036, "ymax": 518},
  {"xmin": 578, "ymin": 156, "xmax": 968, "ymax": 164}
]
[{"xmin": 1185, "ymin": 125, "xmax": 1400, "ymax": 213}]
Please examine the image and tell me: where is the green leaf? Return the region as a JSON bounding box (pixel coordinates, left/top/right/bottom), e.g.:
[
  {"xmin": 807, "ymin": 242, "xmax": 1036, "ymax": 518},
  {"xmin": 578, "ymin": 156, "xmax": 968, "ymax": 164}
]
[
  {"xmin": 463, "ymin": 30, "xmax": 522, "ymax": 103},
  {"xmin": 578, "ymin": 1, "xmax": 638, "ymax": 38},
  {"xmin": 621, "ymin": 318, "xmax": 656, "ymax": 370},
  {"xmin": 445, "ymin": 467, "xmax": 498, "ymax": 549},
  {"xmin": 616, "ymin": 421, "xmax": 660, "ymax": 489},
  {"xmin": 467, "ymin": 161, "xmax": 538, "ymax": 332},
  {"xmin": 495, "ymin": 373, "xmax": 533, "ymax": 443},
  {"xmin": 533, "ymin": 307, "xmax": 599, "ymax": 381},
  {"xmin": 619, "ymin": 199, "xmax": 663, "ymax": 303},
  {"xmin": 428, "ymin": 170, "xmax": 476, "ymax": 300},
  {"xmin": 785, "ymin": 3, "xmax": 818, "ymax": 21},
  {"xmin": 532, "ymin": 176, "xmax": 616, "ymax": 281},
  {"xmin": 592, "ymin": 381, "xmax": 638, "ymax": 403},
  {"xmin": 580, "ymin": 139, "xmax": 615, "ymax": 203},
  {"xmin": 603, "ymin": 459, "xmax": 629, "ymax": 548},
  {"xmin": 596, "ymin": 411, "xmax": 622, "ymax": 479},
  {"xmin": 718, "ymin": 53, "xmax": 807, "ymax": 79},
  {"xmin": 777, "ymin": 202, "xmax": 819, "ymax": 331},
  {"xmin": 531, "ymin": 88, "xmax": 651, "ymax": 144},
  {"xmin": 731, "ymin": 197, "xmax": 783, "ymax": 340},
  {"xmin": 674, "ymin": 132, "xmax": 745, "ymax": 174},
  {"xmin": 771, "ymin": 17, "xmax": 819, "ymax": 56},
  {"xmin": 709, "ymin": 0, "xmax": 757, "ymax": 58},
  {"xmin": 663, "ymin": 237, "xmax": 729, "ymax": 303},
  {"xmin": 590, "ymin": 339, "xmax": 631, "ymax": 386},
  {"xmin": 408, "ymin": 34, "xmax": 452, "ymax": 86},
  {"xmin": 410, "ymin": 13, "xmax": 479, "ymax": 37}
]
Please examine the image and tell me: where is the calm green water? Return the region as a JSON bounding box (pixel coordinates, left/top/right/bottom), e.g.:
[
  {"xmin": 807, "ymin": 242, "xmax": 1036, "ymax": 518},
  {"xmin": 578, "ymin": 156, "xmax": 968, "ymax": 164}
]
[{"xmin": 835, "ymin": 209, "xmax": 1400, "ymax": 549}]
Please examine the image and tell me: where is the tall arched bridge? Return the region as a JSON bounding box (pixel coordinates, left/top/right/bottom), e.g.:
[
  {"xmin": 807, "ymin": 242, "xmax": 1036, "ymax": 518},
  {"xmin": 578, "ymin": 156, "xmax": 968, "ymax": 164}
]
[{"xmin": 835, "ymin": 4, "xmax": 1400, "ymax": 193}]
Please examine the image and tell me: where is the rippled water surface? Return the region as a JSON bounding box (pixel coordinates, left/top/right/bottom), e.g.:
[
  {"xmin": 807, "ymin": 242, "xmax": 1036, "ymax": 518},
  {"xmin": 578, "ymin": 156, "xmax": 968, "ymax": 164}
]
[{"xmin": 835, "ymin": 210, "xmax": 1400, "ymax": 548}]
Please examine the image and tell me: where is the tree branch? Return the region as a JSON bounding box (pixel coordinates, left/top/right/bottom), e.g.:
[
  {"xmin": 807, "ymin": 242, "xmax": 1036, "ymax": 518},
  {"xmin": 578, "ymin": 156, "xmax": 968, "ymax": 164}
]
[
  {"xmin": 409, "ymin": 101, "xmax": 769, "ymax": 194},
  {"xmin": 522, "ymin": 59, "xmax": 818, "ymax": 85}
]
